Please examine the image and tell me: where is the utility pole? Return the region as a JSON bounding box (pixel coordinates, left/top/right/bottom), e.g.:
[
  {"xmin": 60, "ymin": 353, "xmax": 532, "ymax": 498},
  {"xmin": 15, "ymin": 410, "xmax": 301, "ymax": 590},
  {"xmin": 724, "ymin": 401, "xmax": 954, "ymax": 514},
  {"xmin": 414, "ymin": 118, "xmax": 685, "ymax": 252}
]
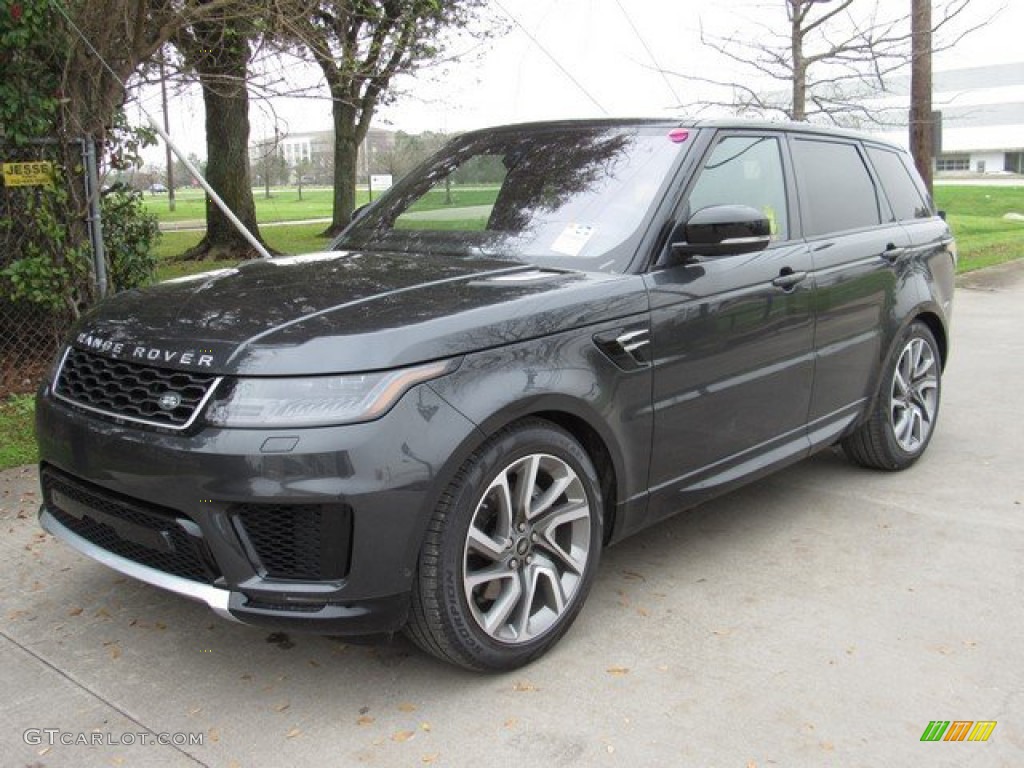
[
  {"xmin": 159, "ymin": 55, "xmax": 176, "ymax": 211},
  {"xmin": 910, "ymin": 0, "xmax": 934, "ymax": 195}
]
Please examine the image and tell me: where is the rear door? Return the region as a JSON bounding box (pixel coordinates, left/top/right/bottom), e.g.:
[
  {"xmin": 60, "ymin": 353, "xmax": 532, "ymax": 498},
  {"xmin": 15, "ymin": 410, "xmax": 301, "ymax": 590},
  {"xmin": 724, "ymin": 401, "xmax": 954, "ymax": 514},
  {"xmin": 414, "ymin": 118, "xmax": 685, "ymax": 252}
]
[
  {"xmin": 789, "ymin": 135, "xmax": 908, "ymax": 445},
  {"xmin": 863, "ymin": 144, "xmax": 957, "ymax": 317},
  {"xmin": 643, "ymin": 131, "xmax": 815, "ymax": 521}
]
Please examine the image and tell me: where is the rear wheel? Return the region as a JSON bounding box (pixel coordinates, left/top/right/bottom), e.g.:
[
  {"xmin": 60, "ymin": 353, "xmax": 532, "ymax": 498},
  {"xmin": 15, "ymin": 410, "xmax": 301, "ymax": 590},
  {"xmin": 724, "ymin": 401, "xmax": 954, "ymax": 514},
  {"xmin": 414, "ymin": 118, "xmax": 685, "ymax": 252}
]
[
  {"xmin": 842, "ymin": 322, "xmax": 942, "ymax": 470},
  {"xmin": 406, "ymin": 420, "xmax": 602, "ymax": 671}
]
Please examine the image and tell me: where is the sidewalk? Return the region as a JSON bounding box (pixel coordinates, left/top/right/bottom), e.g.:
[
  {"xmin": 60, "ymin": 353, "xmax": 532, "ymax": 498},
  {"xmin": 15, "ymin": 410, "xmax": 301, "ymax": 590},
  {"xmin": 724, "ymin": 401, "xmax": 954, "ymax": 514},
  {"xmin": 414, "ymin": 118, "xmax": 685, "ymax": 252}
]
[{"xmin": 159, "ymin": 217, "xmax": 333, "ymax": 233}]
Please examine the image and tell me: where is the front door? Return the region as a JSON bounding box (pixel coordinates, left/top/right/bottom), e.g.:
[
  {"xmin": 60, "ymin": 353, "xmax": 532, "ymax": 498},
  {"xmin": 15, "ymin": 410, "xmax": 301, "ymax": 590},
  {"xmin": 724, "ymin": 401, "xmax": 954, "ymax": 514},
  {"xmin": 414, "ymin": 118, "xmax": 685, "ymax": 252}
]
[{"xmin": 644, "ymin": 133, "xmax": 815, "ymax": 521}]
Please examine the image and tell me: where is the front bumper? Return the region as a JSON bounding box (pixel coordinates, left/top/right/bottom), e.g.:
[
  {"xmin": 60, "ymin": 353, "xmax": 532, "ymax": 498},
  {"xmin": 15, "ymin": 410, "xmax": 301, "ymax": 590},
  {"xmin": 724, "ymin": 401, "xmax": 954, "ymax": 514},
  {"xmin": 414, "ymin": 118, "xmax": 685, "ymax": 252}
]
[
  {"xmin": 35, "ymin": 381, "xmax": 480, "ymax": 634},
  {"xmin": 39, "ymin": 506, "xmax": 412, "ymax": 633}
]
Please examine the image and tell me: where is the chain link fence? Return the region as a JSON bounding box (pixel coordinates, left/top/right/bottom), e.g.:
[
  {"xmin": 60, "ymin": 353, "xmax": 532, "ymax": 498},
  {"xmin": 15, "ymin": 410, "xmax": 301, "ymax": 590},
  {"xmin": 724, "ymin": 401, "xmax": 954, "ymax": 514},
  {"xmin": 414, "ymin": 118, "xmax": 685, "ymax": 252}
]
[{"xmin": 0, "ymin": 140, "xmax": 89, "ymax": 398}]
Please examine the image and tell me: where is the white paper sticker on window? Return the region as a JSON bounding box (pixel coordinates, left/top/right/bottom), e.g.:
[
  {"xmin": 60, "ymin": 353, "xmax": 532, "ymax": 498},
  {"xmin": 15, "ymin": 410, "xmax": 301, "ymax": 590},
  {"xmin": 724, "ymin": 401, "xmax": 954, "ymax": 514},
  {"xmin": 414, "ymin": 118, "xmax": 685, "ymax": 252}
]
[{"xmin": 550, "ymin": 224, "xmax": 596, "ymax": 257}]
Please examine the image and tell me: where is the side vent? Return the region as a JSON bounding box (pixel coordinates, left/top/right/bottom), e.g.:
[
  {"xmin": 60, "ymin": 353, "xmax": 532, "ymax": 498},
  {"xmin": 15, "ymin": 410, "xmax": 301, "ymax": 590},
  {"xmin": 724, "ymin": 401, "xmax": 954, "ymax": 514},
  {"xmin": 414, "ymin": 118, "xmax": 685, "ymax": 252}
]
[{"xmin": 593, "ymin": 325, "xmax": 651, "ymax": 371}]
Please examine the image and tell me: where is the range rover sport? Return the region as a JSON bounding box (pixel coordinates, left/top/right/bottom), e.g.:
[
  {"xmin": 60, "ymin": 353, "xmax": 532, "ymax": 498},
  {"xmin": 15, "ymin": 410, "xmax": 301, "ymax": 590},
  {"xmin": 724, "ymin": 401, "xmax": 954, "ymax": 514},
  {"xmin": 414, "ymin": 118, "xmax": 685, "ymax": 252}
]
[{"xmin": 36, "ymin": 120, "xmax": 955, "ymax": 671}]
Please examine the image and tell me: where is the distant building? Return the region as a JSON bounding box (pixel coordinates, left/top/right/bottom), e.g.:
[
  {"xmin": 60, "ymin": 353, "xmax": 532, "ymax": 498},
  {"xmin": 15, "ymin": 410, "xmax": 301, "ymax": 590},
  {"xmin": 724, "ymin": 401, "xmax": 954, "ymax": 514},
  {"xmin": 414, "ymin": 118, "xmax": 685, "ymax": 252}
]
[
  {"xmin": 874, "ymin": 62, "xmax": 1024, "ymax": 175},
  {"xmin": 929, "ymin": 62, "xmax": 1023, "ymax": 174},
  {"xmin": 248, "ymin": 127, "xmax": 397, "ymax": 185}
]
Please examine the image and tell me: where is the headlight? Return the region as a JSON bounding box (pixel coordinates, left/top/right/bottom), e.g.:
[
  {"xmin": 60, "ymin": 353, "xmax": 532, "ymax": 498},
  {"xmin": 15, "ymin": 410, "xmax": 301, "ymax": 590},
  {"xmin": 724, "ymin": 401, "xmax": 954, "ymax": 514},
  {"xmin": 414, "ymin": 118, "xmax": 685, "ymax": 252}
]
[{"xmin": 204, "ymin": 360, "xmax": 456, "ymax": 428}]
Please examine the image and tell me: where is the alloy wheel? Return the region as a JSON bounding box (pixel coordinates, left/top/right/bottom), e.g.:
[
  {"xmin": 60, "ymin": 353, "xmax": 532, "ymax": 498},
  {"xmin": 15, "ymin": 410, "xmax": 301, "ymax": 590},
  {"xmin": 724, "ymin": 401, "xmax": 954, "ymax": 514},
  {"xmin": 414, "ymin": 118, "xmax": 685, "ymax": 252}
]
[
  {"xmin": 462, "ymin": 453, "xmax": 592, "ymax": 644},
  {"xmin": 889, "ymin": 336, "xmax": 939, "ymax": 453}
]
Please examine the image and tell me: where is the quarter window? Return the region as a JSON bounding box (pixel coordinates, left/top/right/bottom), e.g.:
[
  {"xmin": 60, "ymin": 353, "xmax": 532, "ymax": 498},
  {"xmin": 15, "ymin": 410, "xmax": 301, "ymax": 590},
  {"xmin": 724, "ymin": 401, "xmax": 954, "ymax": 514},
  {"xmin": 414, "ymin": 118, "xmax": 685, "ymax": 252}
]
[
  {"xmin": 792, "ymin": 139, "xmax": 881, "ymax": 237},
  {"xmin": 866, "ymin": 147, "xmax": 931, "ymax": 221},
  {"xmin": 686, "ymin": 135, "xmax": 789, "ymax": 241}
]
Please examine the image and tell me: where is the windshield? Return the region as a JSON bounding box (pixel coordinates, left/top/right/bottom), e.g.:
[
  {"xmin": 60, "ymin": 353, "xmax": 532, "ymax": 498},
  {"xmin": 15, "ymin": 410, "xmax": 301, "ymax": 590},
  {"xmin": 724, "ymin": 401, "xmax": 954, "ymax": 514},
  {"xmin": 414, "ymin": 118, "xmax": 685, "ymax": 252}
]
[{"xmin": 333, "ymin": 124, "xmax": 689, "ymax": 273}]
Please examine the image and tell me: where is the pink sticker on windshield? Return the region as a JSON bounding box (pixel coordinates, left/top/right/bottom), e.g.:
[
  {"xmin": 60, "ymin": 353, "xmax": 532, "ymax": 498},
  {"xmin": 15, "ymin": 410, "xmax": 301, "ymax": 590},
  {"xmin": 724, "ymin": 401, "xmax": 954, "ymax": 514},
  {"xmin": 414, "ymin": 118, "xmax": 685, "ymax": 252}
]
[{"xmin": 668, "ymin": 129, "xmax": 690, "ymax": 143}]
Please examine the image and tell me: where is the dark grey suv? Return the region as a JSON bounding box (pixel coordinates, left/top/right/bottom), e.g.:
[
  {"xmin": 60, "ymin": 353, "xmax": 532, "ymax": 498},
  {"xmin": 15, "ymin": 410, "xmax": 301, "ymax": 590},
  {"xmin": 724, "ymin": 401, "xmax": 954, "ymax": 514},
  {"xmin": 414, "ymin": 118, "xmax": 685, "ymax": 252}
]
[{"xmin": 36, "ymin": 120, "xmax": 955, "ymax": 670}]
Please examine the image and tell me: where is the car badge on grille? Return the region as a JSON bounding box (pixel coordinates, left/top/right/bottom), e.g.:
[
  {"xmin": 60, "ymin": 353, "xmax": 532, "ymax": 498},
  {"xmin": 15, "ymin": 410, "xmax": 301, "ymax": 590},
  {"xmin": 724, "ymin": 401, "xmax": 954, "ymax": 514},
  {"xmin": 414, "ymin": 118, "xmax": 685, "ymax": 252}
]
[{"xmin": 158, "ymin": 392, "xmax": 183, "ymax": 411}]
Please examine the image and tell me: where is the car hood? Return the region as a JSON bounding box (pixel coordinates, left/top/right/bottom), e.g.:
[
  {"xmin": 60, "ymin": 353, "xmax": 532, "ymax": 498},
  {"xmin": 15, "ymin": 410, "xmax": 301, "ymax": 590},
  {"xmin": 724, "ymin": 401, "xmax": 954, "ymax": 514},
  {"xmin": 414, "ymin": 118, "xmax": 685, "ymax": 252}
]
[{"xmin": 69, "ymin": 250, "xmax": 647, "ymax": 375}]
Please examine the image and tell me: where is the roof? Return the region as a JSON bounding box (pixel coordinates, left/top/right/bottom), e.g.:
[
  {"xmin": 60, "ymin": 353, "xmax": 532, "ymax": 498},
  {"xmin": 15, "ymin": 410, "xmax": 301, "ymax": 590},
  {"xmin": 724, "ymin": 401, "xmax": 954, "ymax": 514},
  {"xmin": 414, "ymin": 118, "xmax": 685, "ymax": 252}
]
[{"xmin": 461, "ymin": 117, "xmax": 905, "ymax": 151}]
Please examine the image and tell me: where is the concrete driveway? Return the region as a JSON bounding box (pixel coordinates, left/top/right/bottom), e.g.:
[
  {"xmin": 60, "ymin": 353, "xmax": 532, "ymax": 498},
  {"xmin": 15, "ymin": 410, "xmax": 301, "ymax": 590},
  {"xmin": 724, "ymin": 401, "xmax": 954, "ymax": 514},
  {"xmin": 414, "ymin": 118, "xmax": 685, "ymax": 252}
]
[{"xmin": 2, "ymin": 263, "xmax": 1022, "ymax": 768}]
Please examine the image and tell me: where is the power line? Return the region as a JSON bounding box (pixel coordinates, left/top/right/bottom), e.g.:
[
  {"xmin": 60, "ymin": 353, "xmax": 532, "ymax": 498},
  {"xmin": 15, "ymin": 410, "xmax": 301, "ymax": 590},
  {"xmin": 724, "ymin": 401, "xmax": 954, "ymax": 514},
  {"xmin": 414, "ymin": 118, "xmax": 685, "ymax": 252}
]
[
  {"xmin": 613, "ymin": 0, "xmax": 681, "ymax": 104},
  {"xmin": 493, "ymin": 0, "xmax": 608, "ymax": 115}
]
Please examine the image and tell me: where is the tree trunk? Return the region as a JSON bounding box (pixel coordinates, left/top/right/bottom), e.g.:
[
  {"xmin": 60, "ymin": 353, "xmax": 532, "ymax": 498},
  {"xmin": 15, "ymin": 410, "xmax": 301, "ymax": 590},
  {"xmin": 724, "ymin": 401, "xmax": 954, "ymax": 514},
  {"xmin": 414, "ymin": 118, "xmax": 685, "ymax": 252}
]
[
  {"xmin": 790, "ymin": 1, "xmax": 806, "ymax": 121},
  {"xmin": 910, "ymin": 0, "xmax": 934, "ymax": 195},
  {"xmin": 181, "ymin": 25, "xmax": 267, "ymax": 260},
  {"xmin": 323, "ymin": 101, "xmax": 359, "ymax": 238}
]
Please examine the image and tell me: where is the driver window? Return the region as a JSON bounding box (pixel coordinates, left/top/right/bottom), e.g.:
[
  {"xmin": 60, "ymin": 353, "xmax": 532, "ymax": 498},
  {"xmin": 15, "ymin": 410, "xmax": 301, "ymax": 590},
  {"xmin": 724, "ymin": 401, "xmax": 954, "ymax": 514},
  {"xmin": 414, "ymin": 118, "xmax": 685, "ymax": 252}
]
[{"xmin": 687, "ymin": 136, "xmax": 789, "ymax": 241}]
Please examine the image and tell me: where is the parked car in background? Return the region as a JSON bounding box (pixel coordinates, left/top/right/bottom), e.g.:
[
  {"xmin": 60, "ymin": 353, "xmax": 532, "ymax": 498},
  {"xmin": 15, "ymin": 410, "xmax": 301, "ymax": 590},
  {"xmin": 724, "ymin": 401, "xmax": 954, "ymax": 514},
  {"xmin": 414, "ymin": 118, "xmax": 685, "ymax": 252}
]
[
  {"xmin": 148, "ymin": 183, "xmax": 168, "ymax": 194},
  {"xmin": 36, "ymin": 119, "xmax": 955, "ymax": 670}
]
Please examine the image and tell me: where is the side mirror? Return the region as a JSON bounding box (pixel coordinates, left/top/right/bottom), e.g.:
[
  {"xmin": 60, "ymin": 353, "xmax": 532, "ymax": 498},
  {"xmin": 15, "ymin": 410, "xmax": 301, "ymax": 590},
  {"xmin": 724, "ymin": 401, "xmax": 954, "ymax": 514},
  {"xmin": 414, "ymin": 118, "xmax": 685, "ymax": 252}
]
[{"xmin": 670, "ymin": 204, "xmax": 772, "ymax": 259}]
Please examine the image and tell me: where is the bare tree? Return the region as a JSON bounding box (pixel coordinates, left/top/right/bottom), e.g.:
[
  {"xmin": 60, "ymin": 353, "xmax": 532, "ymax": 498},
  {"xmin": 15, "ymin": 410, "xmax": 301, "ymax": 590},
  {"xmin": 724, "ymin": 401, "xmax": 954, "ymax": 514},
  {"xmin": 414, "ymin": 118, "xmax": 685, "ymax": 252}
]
[
  {"xmin": 291, "ymin": 1, "xmax": 490, "ymax": 236},
  {"xmin": 677, "ymin": 0, "xmax": 978, "ymax": 126}
]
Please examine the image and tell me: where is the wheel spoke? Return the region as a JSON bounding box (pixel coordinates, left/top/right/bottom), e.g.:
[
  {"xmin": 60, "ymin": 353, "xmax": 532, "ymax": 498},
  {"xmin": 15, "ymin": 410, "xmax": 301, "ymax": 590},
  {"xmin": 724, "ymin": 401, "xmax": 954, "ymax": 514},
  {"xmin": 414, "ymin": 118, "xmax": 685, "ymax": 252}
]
[
  {"xmin": 466, "ymin": 524, "xmax": 508, "ymax": 562},
  {"xmin": 511, "ymin": 566, "xmax": 540, "ymax": 640},
  {"xmin": 481, "ymin": 574, "xmax": 522, "ymax": 634},
  {"xmin": 533, "ymin": 556, "xmax": 567, "ymax": 613},
  {"xmin": 465, "ymin": 562, "xmax": 514, "ymax": 590},
  {"xmin": 534, "ymin": 501, "xmax": 590, "ymax": 575},
  {"xmin": 493, "ymin": 473, "xmax": 516, "ymax": 534},
  {"xmin": 892, "ymin": 366, "xmax": 909, "ymax": 398},
  {"xmin": 514, "ymin": 455, "xmax": 541, "ymax": 519},
  {"xmin": 909, "ymin": 406, "xmax": 923, "ymax": 446},
  {"xmin": 527, "ymin": 472, "xmax": 573, "ymax": 521},
  {"xmin": 893, "ymin": 406, "xmax": 913, "ymax": 445}
]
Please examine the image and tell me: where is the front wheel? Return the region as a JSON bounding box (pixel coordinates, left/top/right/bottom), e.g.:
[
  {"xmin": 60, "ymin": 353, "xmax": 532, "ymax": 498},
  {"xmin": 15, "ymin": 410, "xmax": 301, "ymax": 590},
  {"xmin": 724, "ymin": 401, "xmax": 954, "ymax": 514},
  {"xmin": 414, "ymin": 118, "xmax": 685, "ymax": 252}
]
[
  {"xmin": 406, "ymin": 420, "xmax": 603, "ymax": 671},
  {"xmin": 842, "ymin": 322, "xmax": 942, "ymax": 470}
]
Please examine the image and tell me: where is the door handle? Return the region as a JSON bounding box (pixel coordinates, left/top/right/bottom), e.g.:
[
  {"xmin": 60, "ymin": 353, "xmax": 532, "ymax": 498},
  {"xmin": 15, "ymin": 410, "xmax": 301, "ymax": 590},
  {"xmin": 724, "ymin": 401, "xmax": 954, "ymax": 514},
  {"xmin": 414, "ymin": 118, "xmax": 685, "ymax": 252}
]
[
  {"xmin": 882, "ymin": 244, "xmax": 906, "ymax": 262},
  {"xmin": 771, "ymin": 269, "xmax": 807, "ymax": 290}
]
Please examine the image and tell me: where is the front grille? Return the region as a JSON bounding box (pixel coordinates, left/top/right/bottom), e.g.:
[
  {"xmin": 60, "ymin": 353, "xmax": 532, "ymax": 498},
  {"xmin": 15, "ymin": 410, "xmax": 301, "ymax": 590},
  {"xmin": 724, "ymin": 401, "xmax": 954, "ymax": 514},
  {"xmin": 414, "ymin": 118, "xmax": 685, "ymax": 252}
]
[
  {"xmin": 54, "ymin": 347, "xmax": 219, "ymax": 429},
  {"xmin": 233, "ymin": 503, "xmax": 352, "ymax": 581},
  {"xmin": 42, "ymin": 468, "xmax": 219, "ymax": 584}
]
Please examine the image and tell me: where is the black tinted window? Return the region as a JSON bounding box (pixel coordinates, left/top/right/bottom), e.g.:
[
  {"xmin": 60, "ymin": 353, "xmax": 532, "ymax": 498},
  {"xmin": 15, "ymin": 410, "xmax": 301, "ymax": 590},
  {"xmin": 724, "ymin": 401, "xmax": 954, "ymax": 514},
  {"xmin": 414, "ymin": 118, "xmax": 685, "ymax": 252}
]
[
  {"xmin": 867, "ymin": 146, "xmax": 932, "ymax": 221},
  {"xmin": 792, "ymin": 139, "xmax": 881, "ymax": 237}
]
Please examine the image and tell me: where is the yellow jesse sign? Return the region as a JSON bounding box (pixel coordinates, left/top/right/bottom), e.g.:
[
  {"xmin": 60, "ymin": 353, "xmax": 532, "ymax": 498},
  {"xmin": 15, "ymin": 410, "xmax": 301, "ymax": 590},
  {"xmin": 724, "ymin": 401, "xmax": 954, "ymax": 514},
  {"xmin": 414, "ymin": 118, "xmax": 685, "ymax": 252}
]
[{"xmin": 1, "ymin": 161, "xmax": 55, "ymax": 188}]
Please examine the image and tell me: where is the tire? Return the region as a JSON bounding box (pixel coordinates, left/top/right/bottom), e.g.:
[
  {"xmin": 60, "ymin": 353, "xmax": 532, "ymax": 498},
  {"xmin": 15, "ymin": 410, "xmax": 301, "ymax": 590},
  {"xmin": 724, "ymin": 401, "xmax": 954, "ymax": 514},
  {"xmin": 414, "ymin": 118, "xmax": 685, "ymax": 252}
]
[
  {"xmin": 842, "ymin": 321, "xmax": 942, "ymax": 471},
  {"xmin": 405, "ymin": 419, "xmax": 603, "ymax": 671}
]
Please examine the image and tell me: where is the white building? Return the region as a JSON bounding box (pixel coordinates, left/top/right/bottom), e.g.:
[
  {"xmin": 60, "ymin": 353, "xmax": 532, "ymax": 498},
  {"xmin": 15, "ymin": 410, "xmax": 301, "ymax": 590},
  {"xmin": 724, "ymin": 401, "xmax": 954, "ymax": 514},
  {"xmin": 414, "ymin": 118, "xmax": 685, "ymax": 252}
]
[
  {"xmin": 871, "ymin": 62, "xmax": 1024, "ymax": 175},
  {"xmin": 930, "ymin": 62, "xmax": 1023, "ymax": 174}
]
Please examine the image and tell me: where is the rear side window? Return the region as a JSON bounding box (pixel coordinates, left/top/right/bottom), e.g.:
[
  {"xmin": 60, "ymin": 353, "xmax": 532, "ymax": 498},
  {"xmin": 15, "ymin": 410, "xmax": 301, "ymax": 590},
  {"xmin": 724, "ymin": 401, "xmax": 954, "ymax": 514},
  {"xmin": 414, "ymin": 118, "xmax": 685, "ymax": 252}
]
[
  {"xmin": 792, "ymin": 138, "xmax": 881, "ymax": 237},
  {"xmin": 866, "ymin": 146, "xmax": 932, "ymax": 221}
]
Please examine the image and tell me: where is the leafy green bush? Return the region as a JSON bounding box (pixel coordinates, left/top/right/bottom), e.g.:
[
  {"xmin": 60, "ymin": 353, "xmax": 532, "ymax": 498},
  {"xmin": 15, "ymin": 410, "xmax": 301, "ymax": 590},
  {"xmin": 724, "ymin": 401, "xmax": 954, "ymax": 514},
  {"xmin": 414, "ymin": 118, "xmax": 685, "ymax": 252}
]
[{"xmin": 102, "ymin": 185, "xmax": 160, "ymax": 291}]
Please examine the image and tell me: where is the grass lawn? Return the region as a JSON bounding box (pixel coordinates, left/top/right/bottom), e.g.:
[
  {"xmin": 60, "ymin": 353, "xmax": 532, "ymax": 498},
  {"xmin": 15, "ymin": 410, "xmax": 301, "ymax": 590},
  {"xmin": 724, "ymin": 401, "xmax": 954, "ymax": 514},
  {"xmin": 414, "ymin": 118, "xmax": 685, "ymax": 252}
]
[
  {"xmin": 933, "ymin": 185, "xmax": 1024, "ymax": 272},
  {"xmin": 144, "ymin": 185, "xmax": 501, "ymax": 225},
  {"xmin": 144, "ymin": 186, "xmax": 340, "ymax": 224},
  {"xmin": 0, "ymin": 395, "xmax": 37, "ymax": 469}
]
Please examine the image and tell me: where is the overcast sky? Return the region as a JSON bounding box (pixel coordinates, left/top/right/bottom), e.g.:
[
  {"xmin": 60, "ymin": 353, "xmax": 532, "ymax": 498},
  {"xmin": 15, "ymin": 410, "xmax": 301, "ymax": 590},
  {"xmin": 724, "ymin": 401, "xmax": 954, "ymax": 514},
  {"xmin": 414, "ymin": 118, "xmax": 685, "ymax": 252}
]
[{"xmin": 134, "ymin": 0, "xmax": 1022, "ymax": 162}]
